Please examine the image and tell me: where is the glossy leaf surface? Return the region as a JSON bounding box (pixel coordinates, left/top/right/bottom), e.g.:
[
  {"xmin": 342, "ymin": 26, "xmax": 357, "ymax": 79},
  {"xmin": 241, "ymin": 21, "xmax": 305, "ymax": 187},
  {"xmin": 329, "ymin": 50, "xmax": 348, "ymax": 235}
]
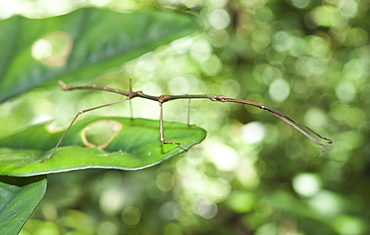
[
  {"xmin": 0, "ymin": 8, "xmax": 198, "ymax": 102},
  {"xmin": 0, "ymin": 176, "xmax": 47, "ymax": 234},
  {"xmin": 0, "ymin": 117, "xmax": 206, "ymax": 176}
]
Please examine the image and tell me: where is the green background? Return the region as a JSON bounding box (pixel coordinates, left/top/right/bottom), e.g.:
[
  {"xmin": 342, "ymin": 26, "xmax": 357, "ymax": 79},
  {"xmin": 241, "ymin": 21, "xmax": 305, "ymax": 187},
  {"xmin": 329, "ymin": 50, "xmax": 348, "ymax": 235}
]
[{"xmin": 0, "ymin": 0, "xmax": 369, "ymax": 234}]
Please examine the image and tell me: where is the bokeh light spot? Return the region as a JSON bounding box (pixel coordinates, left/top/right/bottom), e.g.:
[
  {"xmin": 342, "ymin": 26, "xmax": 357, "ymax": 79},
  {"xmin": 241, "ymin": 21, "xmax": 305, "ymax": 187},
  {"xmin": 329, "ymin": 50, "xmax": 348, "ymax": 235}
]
[
  {"xmin": 333, "ymin": 216, "xmax": 367, "ymax": 235},
  {"xmin": 241, "ymin": 121, "xmax": 265, "ymax": 144},
  {"xmin": 221, "ymin": 79, "xmax": 241, "ymax": 97},
  {"xmin": 293, "ymin": 173, "xmax": 321, "ymax": 197},
  {"xmin": 308, "ymin": 191, "xmax": 342, "ymax": 216},
  {"xmin": 171, "ymin": 37, "xmax": 193, "ymax": 54},
  {"xmin": 272, "ymin": 31, "xmax": 294, "ymax": 52},
  {"xmin": 227, "ymin": 191, "xmax": 255, "ymax": 213},
  {"xmin": 251, "ymin": 30, "xmax": 271, "ymax": 53},
  {"xmin": 262, "ymin": 65, "xmax": 283, "ymax": 85},
  {"xmin": 189, "ymin": 39, "xmax": 212, "ymax": 62},
  {"xmin": 169, "ymin": 76, "xmax": 190, "ymax": 94},
  {"xmin": 208, "ymin": 9, "xmax": 230, "ymax": 30},
  {"xmin": 235, "ymin": 158, "xmax": 260, "ymax": 189},
  {"xmin": 269, "ymin": 79, "xmax": 290, "ymax": 102},
  {"xmin": 195, "ymin": 198, "xmax": 218, "ymax": 219},
  {"xmin": 156, "ymin": 172, "xmax": 174, "ymax": 192},
  {"xmin": 310, "ymin": 6, "xmax": 341, "ymax": 28},
  {"xmin": 208, "ymin": 143, "xmax": 238, "ymax": 171},
  {"xmin": 336, "ymin": 82, "xmax": 356, "ymax": 102},
  {"xmin": 97, "ymin": 221, "xmax": 118, "ymax": 235},
  {"xmin": 338, "ymin": 0, "xmax": 358, "ymax": 19},
  {"xmin": 100, "ymin": 188, "xmax": 125, "ymax": 215},
  {"xmin": 307, "ymin": 35, "xmax": 330, "ymax": 57},
  {"xmin": 304, "ymin": 108, "xmax": 328, "ymax": 129},
  {"xmin": 289, "ymin": 0, "xmax": 311, "ymax": 9},
  {"xmin": 121, "ymin": 207, "xmax": 141, "ymax": 227},
  {"xmin": 345, "ymin": 28, "xmax": 368, "ymax": 47},
  {"xmin": 200, "ymin": 54, "xmax": 223, "ymax": 76}
]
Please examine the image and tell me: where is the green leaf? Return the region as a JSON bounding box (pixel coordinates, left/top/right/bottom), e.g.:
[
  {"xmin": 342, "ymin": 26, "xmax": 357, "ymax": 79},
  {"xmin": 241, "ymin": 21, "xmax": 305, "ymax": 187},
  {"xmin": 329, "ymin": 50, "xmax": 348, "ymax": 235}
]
[
  {"xmin": 0, "ymin": 117, "xmax": 206, "ymax": 176},
  {"xmin": 0, "ymin": 176, "xmax": 47, "ymax": 234},
  {"xmin": 0, "ymin": 8, "xmax": 198, "ymax": 102}
]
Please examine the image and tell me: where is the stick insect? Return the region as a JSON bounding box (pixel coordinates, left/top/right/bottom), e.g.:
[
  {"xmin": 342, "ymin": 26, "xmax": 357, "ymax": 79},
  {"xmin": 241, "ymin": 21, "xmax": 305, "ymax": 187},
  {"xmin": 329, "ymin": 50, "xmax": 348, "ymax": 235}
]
[{"xmin": 40, "ymin": 80, "xmax": 332, "ymax": 162}]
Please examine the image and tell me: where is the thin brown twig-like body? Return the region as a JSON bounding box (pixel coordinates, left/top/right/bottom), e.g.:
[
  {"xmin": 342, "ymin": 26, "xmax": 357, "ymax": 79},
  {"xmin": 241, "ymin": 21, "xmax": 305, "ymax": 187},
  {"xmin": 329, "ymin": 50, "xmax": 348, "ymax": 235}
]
[{"xmin": 41, "ymin": 80, "xmax": 332, "ymax": 162}]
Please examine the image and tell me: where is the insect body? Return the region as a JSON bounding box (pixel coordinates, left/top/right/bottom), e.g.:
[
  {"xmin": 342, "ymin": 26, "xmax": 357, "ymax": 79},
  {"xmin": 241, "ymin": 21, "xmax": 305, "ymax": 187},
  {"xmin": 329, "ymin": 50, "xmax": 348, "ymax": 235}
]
[{"xmin": 40, "ymin": 81, "xmax": 332, "ymax": 162}]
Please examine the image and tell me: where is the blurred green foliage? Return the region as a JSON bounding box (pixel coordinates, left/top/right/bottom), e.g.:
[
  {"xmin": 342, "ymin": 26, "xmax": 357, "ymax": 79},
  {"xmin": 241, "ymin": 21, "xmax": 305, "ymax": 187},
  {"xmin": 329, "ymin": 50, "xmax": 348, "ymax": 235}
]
[{"xmin": 0, "ymin": 0, "xmax": 369, "ymax": 234}]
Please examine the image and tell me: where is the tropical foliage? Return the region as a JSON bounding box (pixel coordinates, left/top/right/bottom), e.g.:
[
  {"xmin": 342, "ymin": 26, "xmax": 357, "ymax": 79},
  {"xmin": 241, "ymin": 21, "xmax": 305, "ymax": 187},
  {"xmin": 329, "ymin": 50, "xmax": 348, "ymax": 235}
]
[{"xmin": 0, "ymin": 0, "xmax": 369, "ymax": 234}]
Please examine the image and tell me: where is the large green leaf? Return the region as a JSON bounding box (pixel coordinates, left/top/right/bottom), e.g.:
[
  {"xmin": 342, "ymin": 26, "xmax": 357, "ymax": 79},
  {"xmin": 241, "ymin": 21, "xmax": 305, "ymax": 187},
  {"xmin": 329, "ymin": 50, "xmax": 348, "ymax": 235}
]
[
  {"xmin": 0, "ymin": 117, "xmax": 206, "ymax": 176},
  {"xmin": 0, "ymin": 176, "xmax": 47, "ymax": 234},
  {"xmin": 0, "ymin": 8, "xmax": 198, "ymax": 102},
  {"xmin": 0, "ymin": 7, "xmax": 200, "ymax": 234}
]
